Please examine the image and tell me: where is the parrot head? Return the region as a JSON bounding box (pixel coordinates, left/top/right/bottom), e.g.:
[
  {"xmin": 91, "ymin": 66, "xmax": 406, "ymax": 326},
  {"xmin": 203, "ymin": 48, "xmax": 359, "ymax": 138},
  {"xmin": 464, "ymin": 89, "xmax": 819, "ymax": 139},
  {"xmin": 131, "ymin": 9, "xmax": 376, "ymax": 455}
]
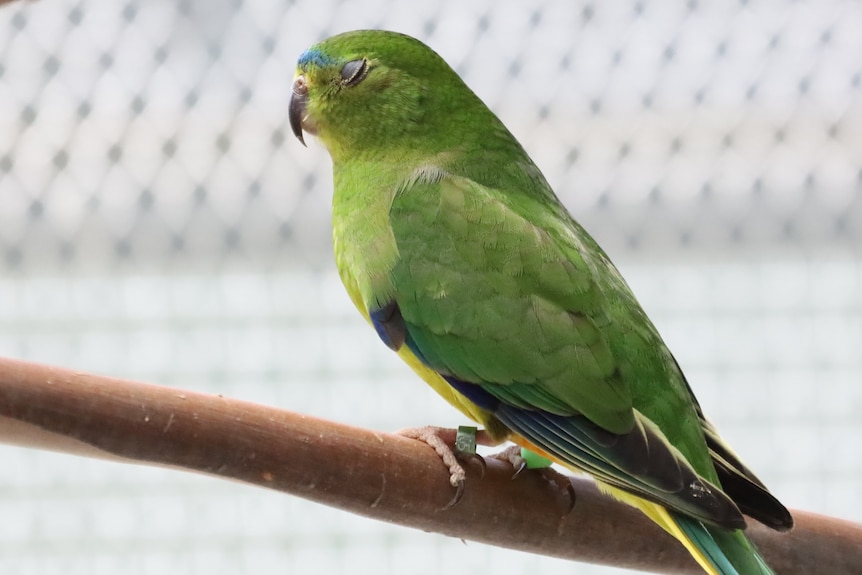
[{"xmin": 289, "ymin": 30, "xmax": 499, "ymax": 162}]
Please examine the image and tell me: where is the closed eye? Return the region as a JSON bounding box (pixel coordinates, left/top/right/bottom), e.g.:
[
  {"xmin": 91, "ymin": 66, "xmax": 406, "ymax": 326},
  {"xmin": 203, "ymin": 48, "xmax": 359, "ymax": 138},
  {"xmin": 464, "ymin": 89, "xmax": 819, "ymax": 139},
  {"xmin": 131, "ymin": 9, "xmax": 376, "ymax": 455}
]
[{"xmin": 340, "ymin": 59, "xmax": 368, "ymax": 87}]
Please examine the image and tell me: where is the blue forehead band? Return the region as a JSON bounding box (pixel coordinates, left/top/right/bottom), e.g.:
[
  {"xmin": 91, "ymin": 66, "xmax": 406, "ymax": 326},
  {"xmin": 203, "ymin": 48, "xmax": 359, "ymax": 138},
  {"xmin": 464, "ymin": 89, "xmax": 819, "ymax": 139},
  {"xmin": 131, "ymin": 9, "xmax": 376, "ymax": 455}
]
[{"xmin": 298, "ymin": 48, "xmax": 334, "ymax": 68}]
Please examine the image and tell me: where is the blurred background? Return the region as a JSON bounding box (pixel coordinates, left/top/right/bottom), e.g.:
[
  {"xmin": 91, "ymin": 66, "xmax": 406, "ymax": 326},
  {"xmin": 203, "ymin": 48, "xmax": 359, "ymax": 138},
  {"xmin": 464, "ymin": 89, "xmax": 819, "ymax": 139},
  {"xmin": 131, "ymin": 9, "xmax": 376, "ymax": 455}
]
[{"xmin": 1, "ymin": 1, "xmax": 860, "ymax": 574}]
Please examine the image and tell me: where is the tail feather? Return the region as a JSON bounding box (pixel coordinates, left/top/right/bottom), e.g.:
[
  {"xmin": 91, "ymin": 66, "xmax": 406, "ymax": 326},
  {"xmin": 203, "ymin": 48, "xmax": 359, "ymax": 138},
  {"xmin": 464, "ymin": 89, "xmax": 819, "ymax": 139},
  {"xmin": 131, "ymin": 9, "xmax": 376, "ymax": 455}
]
[
  {"xmin": 674, "ymin": 513, "xmax": 772, "ymax": 575},
  {"xmin": 601, "ymin": 484, "xmax": 774, "ymax": 575},
  {"xmin": 673, "ymin": 514, "xmax": 741, "ymax": 575}
]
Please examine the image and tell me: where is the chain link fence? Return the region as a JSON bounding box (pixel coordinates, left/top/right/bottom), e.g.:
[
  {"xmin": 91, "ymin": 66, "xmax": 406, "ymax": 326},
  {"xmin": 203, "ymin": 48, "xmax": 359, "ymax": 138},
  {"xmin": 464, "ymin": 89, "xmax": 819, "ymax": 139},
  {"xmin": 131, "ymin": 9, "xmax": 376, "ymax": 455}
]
[{"xmin": 1, "ymin": 1, "xmax": 861, "ymax": 574}]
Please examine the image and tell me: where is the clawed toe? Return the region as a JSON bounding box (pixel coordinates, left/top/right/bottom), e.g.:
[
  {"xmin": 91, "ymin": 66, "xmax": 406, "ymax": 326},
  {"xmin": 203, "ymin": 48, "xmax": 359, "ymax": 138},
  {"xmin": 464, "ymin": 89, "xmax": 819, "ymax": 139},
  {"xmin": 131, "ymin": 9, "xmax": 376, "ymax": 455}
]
[
  {"xmin": 562, "ymin": 480, "xmax": 576, "ymax": 514},
  {"xmin": 443, "ymin": 478, "xmax": 466, "ymax": 510},
  {"xmin": 398, "ymin": 425, "xmax": 473, "ymax": 508},
  {"xmin": 537, "ymin": 466, "xmax": 577, "ymax": 515},
  {"xmin": 457, "ymin": 451, "xmax": 487, "ymax": 478},
  {"xmin": 490, "ymin": 445, "xmax": 527, "ymax": 478},
  {"xmin": 510, "ymin": 458, "xmax": 527, "ymax": 479}
]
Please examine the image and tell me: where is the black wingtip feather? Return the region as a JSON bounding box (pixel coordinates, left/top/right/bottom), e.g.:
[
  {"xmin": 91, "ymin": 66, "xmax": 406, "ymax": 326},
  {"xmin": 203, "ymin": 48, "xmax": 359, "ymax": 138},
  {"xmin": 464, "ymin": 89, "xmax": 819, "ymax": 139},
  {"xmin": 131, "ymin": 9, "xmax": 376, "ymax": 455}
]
[
  {"xmin": 674, "ymin": 358, "xmax": 794, "ymax": 532},
  {"xmin": 490, "ymin": 404, "xmax": 747, "ymax": 530},
  {"xmin": 714, "ymin": 457, "xmax": 795, "ymax": 531}
]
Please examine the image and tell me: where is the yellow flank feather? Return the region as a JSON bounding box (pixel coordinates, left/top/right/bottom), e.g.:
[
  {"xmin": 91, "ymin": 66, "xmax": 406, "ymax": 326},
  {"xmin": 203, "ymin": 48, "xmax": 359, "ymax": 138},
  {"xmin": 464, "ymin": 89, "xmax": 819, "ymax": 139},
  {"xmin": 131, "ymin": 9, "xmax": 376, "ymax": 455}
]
[{"xmin": 396, "ymin": 347, "xmax": 497, "ymax": 426}]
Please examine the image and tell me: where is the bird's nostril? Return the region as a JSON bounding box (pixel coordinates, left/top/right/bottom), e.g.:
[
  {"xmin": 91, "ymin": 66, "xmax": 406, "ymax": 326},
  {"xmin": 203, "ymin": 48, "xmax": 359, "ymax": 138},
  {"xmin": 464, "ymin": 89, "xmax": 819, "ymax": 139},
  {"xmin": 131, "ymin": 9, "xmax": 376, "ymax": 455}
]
[{"xmin": 292, "ymin": 76, "xmax": 308, "ymax": 96}]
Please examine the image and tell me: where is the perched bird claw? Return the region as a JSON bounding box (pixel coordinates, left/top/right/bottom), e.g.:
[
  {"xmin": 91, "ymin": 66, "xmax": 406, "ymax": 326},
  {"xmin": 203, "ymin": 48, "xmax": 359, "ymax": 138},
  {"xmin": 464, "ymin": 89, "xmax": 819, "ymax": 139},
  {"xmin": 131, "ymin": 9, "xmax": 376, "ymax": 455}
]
[
  {"xmin": 397, "ymin": 426, "xmax": 468, "ymax": 507},
  {"xmin": 443, "ymin": 478, "xmax": 466, "ymax": 510},
  {"xmin": 512, "ymin": 459, "xmax": 528, "ymax": 479},
  {"xmin": 458, "ymin": 451, "xmax": 487, "ymax": 479},
  {"xmin": 562, "ymin": 480, "xmax": 577, "ymax": 515},
  {"xmin": 537, "ymin": 466, "xmax": 577, "ymax": 516},
  {"xmin": 490, "ymin": 445, "xmax": 528, "ymax": 479}
]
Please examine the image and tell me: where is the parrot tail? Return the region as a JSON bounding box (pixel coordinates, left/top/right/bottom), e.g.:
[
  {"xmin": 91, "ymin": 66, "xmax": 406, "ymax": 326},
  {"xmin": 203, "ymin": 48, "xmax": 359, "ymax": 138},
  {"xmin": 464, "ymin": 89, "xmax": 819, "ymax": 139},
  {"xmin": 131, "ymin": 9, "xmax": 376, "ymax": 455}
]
[
  {"xmin": 602, "ymin": 485, "xmax": 773, "ymax": 575},
  {"xmin": 672, "ymin": 513, "xmax": 772, "ymax": 575}
]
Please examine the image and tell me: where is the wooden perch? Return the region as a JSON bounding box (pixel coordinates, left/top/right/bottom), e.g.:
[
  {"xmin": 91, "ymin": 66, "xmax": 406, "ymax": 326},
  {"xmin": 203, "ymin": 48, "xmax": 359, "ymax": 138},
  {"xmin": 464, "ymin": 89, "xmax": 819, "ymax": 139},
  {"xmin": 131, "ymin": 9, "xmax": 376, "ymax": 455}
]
[{"xmin": 0, "ymin": 356, "xmax": 860, "ymax": 574}]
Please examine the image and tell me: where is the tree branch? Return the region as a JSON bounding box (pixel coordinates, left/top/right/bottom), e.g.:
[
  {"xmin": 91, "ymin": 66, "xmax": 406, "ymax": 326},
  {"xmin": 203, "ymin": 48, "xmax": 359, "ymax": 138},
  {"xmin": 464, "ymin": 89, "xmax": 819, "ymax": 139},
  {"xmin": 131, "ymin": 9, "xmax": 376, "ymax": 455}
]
[{"xmin": 0, "ymin": 356, "xmax": 859, "ymax": 574}]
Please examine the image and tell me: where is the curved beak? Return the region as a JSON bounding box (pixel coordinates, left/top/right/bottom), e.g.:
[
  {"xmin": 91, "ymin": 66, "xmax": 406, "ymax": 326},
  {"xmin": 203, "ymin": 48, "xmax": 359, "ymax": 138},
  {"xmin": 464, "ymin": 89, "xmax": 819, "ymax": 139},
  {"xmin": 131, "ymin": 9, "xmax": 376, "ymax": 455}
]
[{"xmin": 289, "ymin": 75, "xmax": 308, "ymax": 147}]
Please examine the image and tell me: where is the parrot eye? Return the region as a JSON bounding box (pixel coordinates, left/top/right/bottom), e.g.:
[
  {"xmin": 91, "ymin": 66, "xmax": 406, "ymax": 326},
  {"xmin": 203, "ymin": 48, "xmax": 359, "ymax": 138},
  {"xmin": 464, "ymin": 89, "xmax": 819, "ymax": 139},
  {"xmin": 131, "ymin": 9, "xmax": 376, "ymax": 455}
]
[{"xmin": 340, "ymin": 59, "xmax": 368, "ymax": 87}]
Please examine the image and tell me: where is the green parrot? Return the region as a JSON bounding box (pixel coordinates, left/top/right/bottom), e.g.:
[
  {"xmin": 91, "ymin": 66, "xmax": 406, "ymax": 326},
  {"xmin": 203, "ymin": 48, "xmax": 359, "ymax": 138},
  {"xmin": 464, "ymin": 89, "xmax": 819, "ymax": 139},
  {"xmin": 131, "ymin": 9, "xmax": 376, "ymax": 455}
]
[{"xmin": 289, "ymin": 30, "xmax": 792, "ymax": 575}]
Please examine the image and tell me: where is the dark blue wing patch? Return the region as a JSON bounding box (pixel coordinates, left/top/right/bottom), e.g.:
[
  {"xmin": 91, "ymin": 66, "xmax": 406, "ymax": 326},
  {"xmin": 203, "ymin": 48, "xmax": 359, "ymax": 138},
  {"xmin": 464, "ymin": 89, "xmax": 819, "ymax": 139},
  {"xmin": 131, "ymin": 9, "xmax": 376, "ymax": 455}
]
[
  {"xmin": 442, "ymin": 375, "xmax": 500, "ymax": 411},
  {"xmin": 369, "ymin": 300, "xmax": 406, "ymax": 351}
]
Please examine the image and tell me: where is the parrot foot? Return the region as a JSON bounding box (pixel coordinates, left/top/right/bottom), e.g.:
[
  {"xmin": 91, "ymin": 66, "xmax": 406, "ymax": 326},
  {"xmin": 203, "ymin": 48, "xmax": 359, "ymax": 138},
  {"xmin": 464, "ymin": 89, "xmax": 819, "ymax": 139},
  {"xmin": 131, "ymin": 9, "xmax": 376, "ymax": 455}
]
[
  {"xmin": 397, "ymin": 426, "xmax": 485, "ymax": 508},
  {"xmin": 490, "ymin": 445, "xmax": 577, "ymax": 515},
  {"xmin": 538, "ymin": 467, "xmax": 577, "ymax": 515},
  {"xmin": 490, "ymin": 445, "xmax": 529, "ymax": 478}
]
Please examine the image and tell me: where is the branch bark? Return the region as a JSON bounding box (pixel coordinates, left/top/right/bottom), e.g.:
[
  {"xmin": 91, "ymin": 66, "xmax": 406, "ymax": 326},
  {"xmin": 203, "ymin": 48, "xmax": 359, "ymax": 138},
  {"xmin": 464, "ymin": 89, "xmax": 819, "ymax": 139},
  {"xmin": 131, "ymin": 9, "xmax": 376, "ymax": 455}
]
[{"xmin": 0, "ymin": 356, "xmax": 859, "ymax": 574}]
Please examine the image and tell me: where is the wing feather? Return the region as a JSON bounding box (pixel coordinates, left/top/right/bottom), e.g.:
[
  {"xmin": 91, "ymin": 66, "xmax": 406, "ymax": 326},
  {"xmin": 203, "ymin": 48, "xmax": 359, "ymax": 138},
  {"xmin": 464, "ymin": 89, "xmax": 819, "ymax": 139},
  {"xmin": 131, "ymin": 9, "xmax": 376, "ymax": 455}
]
[{"xmin": 381, "ymin": 171, "xmax": 786, "ymax": 529}]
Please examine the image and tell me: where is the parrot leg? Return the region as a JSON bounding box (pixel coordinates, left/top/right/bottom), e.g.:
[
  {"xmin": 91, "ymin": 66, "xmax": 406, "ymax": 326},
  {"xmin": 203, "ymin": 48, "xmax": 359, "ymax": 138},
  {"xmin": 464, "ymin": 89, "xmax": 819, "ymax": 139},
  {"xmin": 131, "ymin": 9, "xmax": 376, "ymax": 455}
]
[
  {"xmin": 453, "ymin": 425, "xmax": 492, "ymax": 479},
  {"xmin": 397, "ymin": 425, "xmax": 494, "ymax": 508}
]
